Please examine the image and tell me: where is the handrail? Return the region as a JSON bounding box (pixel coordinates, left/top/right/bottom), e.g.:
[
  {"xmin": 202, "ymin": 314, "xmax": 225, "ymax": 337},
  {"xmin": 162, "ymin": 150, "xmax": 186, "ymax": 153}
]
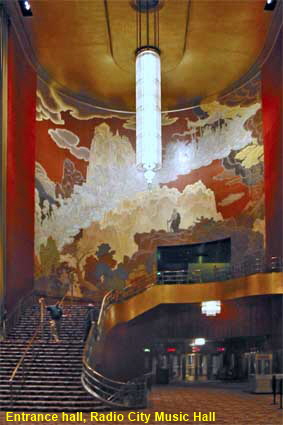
[
  {"xmin": 156, "ymin": 256, "xmax": 283, "ymax": 284},
  {"xmin": 81, "ymin": 274, "xmax": 155, "ymax": 409},
  {"xmin": 58, "ymin": 290, "xmax": 68, "ymax": 306},
  {"xmin": 82, "ymin": 323, "xmax": 127, "ymax": 386},
  {"xmin": 82, "ymin": 339, "xmax": 146, "ymax": 408},
  {"xmin": 97, "ymin": 291, "xmax": 111, "ymax": 333},
  {"xmin": 9, "ymin": 323, "xmax": 41, "ymax": 383},
  {"xmin": 81, "ymin": 368, "xmax": 147, "ymax": 409},
  {"xmin": 81, "ymin": 369, "xmax": 146, "ymax": 409},
  {"xmin": 96, "ymin": 273, "xmax": 155, "ymax": 341}
]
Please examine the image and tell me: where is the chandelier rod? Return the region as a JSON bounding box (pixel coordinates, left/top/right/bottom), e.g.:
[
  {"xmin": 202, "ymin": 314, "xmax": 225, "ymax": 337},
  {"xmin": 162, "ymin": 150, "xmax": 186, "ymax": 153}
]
[{"xmin": 146, "ymin": 1, "xmax": 149, "ymax": 45}]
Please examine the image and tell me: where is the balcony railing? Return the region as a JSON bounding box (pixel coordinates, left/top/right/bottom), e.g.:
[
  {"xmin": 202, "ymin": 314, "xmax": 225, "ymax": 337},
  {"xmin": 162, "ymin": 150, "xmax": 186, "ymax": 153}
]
[{"xmin": 157, "ymin": 256, "xmax": 283, "ymax": 285}]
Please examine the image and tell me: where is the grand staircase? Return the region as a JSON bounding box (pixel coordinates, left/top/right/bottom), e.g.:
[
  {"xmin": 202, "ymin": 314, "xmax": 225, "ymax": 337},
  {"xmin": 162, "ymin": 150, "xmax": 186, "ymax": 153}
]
[{"xmin": 0, "ymin": 301, "xmax": 105, "ymax": 412}]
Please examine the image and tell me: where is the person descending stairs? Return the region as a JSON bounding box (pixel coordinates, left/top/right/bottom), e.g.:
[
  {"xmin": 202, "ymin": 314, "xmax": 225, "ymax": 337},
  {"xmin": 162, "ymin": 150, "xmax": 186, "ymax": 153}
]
[{"xmin": 0, "ymin": 299, "xmax": 105, "ymax": 412}]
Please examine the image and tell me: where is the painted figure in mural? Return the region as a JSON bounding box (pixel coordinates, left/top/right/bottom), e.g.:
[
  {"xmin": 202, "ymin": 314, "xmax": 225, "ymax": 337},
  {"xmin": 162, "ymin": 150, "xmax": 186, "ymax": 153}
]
[
  {"xmin": 47, "ymin": 301, "xmax": 63, "ymax": 343},
  {"xmin": 84, "ymin": 303, "xmax": 100, "ymax": 342},
  {"xmin": 167, "ymin": 209, "xmax": 181, "ymax": 232}
]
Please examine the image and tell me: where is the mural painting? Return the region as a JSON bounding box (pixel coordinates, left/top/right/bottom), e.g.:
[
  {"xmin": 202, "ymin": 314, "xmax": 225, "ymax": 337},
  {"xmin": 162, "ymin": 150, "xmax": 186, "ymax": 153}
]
[{"xmin": 35, "ymin": 76, "xmax": 264, "ymax": 298}]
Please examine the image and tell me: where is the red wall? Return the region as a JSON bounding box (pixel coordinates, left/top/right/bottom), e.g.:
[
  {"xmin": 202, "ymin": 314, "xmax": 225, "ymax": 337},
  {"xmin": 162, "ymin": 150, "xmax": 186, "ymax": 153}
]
[
  {"xmin": 6, "ymin": 26, "xmax": 36, "ymax": 311},
  {"xmin": 262, "ymin": 29, "xmax": 283, "ymax": 261}
]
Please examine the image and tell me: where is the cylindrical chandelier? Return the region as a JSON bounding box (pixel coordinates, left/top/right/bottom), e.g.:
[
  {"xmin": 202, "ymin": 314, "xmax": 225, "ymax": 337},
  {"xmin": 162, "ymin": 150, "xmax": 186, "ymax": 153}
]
[
  {"xmin": 135, "ymin": 1, "xmax": 161, "ymax": 185},
  {"xmin": 136, "ymin": 48, "xmax": 161, "ymax": 184}
]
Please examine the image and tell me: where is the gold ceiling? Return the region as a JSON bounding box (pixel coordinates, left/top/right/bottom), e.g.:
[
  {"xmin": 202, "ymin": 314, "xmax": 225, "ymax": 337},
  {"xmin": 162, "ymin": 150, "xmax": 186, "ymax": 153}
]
[{"xmin": 21, "ymin": 0, "xmax": 273, "ymax": 111}]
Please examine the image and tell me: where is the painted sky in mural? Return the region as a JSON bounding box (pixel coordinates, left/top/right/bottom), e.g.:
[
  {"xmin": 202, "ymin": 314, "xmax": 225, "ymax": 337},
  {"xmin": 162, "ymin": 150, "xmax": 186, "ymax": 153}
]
[{"xmin": 35, "ymin": 77, "xmax": 264, "ymax": 297}]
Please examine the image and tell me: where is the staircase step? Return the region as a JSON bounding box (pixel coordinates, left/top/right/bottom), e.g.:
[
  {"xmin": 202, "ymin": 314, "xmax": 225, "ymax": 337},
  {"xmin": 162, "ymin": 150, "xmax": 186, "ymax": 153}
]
[{"xmin": 0, "ymin": 302, "xmax": 109, "ymax": 411}]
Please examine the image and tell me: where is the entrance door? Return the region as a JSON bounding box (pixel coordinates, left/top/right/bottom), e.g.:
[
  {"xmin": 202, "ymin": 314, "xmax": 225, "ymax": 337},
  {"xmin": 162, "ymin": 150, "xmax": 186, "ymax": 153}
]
[{"xmin": 186, "ymin": 354, "xmax": 208, "ymax": 381}]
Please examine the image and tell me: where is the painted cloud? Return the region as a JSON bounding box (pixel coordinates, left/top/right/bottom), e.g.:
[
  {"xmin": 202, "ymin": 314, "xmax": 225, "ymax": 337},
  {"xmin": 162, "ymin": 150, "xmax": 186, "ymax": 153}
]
[
  {"xmin": 155, "ymin": 102, "xmax": 260, "ymax": 184},
  {"xmin": 218, "ymin": 193, "xmax": 245, "ymax": 207},
  {"xmin": 48, "ymin": 129, "xmax": 90, "ymax": 161}
]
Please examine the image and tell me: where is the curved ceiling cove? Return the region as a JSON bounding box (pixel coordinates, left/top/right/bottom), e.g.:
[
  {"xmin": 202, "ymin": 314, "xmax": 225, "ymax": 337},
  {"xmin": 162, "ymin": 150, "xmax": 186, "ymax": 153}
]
[{"xmin": 13, "ymin": 0, "xmax": 275, "ymax": 111}]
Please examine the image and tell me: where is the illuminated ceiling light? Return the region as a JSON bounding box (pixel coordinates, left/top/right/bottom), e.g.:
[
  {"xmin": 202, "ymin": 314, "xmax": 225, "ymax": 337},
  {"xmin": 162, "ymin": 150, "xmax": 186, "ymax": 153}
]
[
  {"xmin": 194, "ymin": 338, "xmax": 206, "ymax": 346},
  {"xmin": 201, "ymin": 300, "xmax": 221, "ymax": 316},
  {"xmin": 18, "ymin": 0, "xmax": 33, "ymax": 16},
  {"xmin": 264, "ymin": 0, "xmax": 277, "ymax": 10},
  {"xmin": 135, "ymin": 1, "xmax": 161, "ymax": 186}
]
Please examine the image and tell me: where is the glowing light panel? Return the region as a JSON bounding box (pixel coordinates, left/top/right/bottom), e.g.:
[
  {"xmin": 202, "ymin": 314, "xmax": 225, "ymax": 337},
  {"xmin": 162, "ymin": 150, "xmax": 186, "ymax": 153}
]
[
  {"xmin": 201, "ymin": 300, "xmax": 221, "ymax": 316},
  {"xmin": 194, "ymin": 338, "xmax": 206, "ymax": 346},
  {"xmin": 136, "ymin": 48, "xmax": 161, "ymax": 184}
]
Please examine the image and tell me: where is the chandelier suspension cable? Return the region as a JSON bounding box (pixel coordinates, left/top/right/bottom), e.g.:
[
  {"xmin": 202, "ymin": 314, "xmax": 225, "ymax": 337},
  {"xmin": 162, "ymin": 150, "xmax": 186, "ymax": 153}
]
[
  {"xmin": 146, "ymin": 2, "xmax": 149, "ymax": 45},
  {"xmin": 136, "ymin": 1, "xmax": 160, "ymax": 52},
  {"xmin": 154, "ymin": 6, "xmax": 157, "ymax": 46}
]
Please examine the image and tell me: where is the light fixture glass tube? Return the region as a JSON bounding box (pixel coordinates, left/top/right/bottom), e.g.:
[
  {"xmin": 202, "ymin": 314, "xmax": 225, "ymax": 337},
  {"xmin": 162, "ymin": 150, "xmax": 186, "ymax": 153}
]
[{"xmin": 136, "ymin": 48, "xmax": 161, "ymax": 184}]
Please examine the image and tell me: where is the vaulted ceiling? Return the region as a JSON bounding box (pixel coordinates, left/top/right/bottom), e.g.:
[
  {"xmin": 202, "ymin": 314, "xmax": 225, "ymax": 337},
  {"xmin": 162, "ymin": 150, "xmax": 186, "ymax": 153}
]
[{"xmin": 7, "ymin": 0, "xmax": 280, "ymax": 111}]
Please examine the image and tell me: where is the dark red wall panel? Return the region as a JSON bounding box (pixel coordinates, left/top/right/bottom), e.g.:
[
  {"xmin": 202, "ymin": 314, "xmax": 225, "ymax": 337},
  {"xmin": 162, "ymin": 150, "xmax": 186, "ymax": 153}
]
[
  {"xmin": 262, "ymin": 29, "xmax": 283, "ymax": 260},
  {"xmin": 6, "ymin": 26, "xmax": 36, "ymax": 311}
]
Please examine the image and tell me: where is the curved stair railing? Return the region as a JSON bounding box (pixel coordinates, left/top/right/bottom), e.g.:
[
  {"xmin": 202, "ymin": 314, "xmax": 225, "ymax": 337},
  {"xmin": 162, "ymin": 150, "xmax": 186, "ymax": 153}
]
[
  {"xmin": 82, "ymin": 357, "xmax": 147, "ymax": 408},
  {"xmin": 81, "ymin": 273, "xmax": 155, "ymax": 409}
]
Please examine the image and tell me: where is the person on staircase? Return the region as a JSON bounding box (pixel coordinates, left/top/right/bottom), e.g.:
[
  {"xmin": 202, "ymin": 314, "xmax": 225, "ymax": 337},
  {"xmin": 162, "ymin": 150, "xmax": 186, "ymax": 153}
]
[
  {"xmin": 84, "ymin": 304, "xmax": 99, "ymax": 342},
  {"xmin": 47, "ymin": 301, "xmax": 63, "ymax": 343}
]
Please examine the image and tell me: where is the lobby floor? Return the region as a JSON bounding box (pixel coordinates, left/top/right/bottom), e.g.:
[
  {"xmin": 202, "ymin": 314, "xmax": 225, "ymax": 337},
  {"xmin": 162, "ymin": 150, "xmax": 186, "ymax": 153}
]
[{"xmin": 0, "ymin": 384, "xmax": 282, "ymax": 425}]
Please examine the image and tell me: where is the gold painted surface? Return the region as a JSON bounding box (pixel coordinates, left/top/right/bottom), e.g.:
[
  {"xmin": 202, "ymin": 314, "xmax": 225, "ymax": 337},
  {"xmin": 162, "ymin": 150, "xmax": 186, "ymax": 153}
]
[
  {"xmin": 24, "ymin": 0, "xmax": 272, "ymax": 111},
  {"xmin": 108, "ymin": 0, "xmax": 188, "ymax": 73},
  {"xmin": 103, "ymin": 273, "xmax": 283, "ymax": 333}
]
